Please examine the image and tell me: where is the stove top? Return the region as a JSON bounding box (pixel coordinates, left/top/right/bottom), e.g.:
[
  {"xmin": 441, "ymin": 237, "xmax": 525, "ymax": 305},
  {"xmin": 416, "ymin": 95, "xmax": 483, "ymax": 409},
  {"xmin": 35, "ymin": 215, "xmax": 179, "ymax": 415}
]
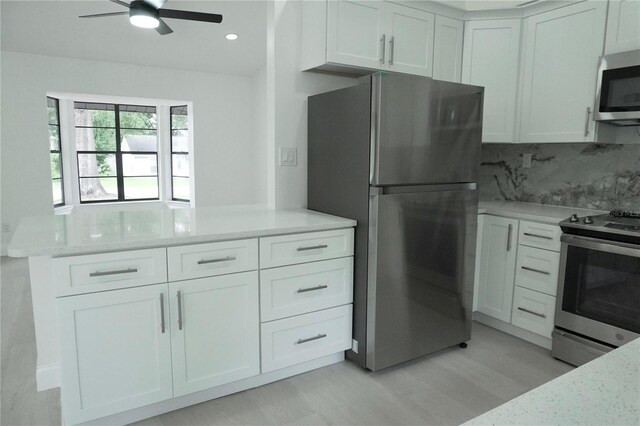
[{"xmin": 560, "ymin": 209, "xmax": 640, "ymax": 244}]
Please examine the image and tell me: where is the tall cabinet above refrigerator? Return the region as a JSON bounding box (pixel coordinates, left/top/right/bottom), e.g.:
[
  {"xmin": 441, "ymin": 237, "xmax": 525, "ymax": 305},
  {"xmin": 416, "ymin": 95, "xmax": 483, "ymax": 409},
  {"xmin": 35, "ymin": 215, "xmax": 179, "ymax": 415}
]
[{"xmin": 308, "ymin": 72, "xmax": 483, "ymax": 371}]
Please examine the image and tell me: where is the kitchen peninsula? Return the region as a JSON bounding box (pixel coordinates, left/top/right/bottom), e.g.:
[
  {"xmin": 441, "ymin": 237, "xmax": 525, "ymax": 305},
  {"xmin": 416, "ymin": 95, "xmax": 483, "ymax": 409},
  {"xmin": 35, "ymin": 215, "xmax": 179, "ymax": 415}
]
[{"xmin": 8, "ymin": 205, "xmax": 356, "ymax": 425}]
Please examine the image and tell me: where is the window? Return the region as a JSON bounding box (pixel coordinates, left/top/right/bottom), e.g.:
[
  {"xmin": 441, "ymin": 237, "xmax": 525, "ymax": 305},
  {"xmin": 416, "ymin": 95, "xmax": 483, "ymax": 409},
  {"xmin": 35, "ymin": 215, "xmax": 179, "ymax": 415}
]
[
  {"xmin": 170, "ymin": 105, "xmax": 190, "ymax": 201},
  {"xmin": 74, "ymin": 102, "xmax": 159, "ymax": 203},
  {"xmin": 47, "ymin": 97, "xmax": 65, "ymax": 206}
]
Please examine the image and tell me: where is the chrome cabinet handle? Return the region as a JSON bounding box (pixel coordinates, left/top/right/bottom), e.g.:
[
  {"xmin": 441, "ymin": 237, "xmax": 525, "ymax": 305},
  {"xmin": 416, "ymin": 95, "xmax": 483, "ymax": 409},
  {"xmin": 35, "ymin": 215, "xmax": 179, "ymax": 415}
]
[
  {"xmin": 507, "ymin": 224, "xmax": 513, "ymax": 251},
  {"xmin": 521, "ymin": 266, "xmax": 551, "ymax": 275},
  {"xmin": 523, "ymin": 232, "xmax": 553, "ymax": 240},
  {"xmin": 297, "ymin": 244, "xmax": 328, "ymax": 252},
  {"xmin": 517, "ymin": 307, "xmax": 546, "ymax": 318},
  {"xmin": 297, "ymin": 284, "xmax": 328, "ymax": 293},
  {"xmin": 89, "ymin": 267, "xmax": 137, "ymax": 277},
  {"xmin": 380, "ymin": 34, "xmax": 386, "ymax": 64},
  {"xmin": 177, "ymin": 290, "xmax": 183, "ymax": 331},
  {"xmin": 197, "ymin": 256, "xmax": 236, "ymax": 265},
  {"xmin": 584, "ymin": 107, "xmax": 591, "ymax": 137},
  {"xmin": 388, "ymin": 36, "xmax": 395, "ymax": 65},
  {"xmin": 296, "ymin": 333, "xmax": 327, "ymax": 344},
  {"xmin": 160, "ymin": 293, "xmax": 166, "ymax": 334}
]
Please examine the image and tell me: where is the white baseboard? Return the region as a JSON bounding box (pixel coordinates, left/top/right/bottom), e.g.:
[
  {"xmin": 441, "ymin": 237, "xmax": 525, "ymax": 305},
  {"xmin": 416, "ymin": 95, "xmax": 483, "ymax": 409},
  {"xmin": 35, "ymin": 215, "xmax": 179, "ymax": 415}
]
[
  {"xmin": 36, "ymin": 363, "xmax": 61, "ymax": 391},
  {"xmin": 75, "ymin": 352, "xmax": 345, "ymax": 426},
  {"xmin": 474, "ymin": 312, "xmax": 552, "ymax": 350}
]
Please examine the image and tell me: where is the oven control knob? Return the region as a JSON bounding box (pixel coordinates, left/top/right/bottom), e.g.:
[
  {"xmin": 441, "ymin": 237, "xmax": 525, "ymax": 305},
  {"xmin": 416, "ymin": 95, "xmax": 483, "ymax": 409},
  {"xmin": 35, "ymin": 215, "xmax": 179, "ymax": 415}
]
[
  {"xmin": 570, "ymin": 214, "xmax": 579, "ymax": 222},
  {"xmin": 584, "ymin": 216, "xmax": 594, "ymax": 224}
]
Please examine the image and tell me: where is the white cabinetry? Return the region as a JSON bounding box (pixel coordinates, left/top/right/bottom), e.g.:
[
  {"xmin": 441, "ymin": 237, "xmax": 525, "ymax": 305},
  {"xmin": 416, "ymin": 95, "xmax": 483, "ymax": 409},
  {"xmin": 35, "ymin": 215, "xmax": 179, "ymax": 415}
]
[
  {"xmin": 518, "ymin": 1, "xmax": 607, "ymax": 143},
  {"xmin": 169, "ymin": 272, "xmax": 259, "ymax": 396},
  {"xmin": 302, "ymin": 0, "xmax": 462, "ymax": 78},
  {"xmin": 605, "ymin": 0, "xmax": 640, "ymax": 54},
  {"xmin": 433, "ymin": 15, "xmax": 464, "ymax": 82},
  {"xmin": 477, "ymin": 215, "xmax": 519, "ymax": 322},
  {"xmin": 59, "ymin": 284, "xmax": 173, "ymax": 425},
  {"xmin": 462, "ymin": 19, "xmax": 522, "ymax": 142}
]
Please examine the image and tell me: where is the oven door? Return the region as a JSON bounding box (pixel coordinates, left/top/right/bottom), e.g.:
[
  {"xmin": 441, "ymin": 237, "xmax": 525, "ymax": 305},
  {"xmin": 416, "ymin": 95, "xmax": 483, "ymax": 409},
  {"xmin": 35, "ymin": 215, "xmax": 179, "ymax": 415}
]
[{"xmin": 556, "ymin": 234, "xmax": 640, "ymax": 347}]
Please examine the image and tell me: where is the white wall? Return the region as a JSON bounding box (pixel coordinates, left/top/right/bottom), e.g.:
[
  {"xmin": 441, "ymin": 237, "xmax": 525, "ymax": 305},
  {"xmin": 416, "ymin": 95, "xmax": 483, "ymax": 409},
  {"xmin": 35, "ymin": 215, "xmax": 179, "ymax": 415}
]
[
  {"xmin": 0, "ymin": 51, "xmax": 264, "ymax": 244},
  {"xmin": 268, "ymin": 0, "xmax": 358, "ymax": 208}
]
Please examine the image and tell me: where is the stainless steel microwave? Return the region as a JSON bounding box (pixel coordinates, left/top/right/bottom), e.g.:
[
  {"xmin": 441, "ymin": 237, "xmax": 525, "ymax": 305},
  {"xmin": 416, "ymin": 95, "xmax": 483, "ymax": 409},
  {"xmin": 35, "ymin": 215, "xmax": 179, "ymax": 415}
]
[{"xmin": 594, "ymin": 49, "xmax": 640, "ymax": 125}]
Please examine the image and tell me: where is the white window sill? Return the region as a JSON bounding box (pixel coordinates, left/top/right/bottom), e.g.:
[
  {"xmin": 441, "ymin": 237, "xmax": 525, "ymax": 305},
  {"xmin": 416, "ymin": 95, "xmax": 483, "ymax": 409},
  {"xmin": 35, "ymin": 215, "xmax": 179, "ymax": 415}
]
[{"xmin": 55, "ymin": 200, "xmax": 191, "ymax": 214}]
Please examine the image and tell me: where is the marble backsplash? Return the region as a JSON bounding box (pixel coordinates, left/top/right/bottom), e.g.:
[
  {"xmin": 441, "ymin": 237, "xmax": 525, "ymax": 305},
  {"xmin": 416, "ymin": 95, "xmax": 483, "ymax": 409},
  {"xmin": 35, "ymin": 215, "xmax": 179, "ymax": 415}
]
[{"xmin": 480, "ymin": 143, "xmax": 640, "ymax": 210}]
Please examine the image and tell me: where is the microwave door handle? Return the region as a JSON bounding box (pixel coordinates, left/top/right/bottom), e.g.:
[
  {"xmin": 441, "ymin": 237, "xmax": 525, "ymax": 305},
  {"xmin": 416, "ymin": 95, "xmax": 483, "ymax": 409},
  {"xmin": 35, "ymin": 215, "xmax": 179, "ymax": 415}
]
[{"xmin": 584, "ymin": 107, "xmax": 591, "ymax": 137}]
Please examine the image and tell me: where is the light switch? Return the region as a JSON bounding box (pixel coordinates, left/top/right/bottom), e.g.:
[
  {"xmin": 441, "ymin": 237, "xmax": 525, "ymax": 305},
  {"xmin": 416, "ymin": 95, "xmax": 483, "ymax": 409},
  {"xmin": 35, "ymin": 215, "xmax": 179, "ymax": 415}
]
[
  {"xmin": 522, "ymin": 153, "xmax": 532, "ymax": 168},
  {"xmin": 279, "ymin": 147, "xmax": 297, "ymax": 166}
]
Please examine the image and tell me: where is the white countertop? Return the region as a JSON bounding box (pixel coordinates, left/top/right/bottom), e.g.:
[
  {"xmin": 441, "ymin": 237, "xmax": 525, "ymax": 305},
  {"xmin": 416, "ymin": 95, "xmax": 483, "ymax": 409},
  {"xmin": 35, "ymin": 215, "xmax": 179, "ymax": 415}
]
[
  {"xmin": 479, "ymin": 201, "xmax": 606, "ymax": 225},
  {"xmin": 464, "ymin": 338, "xmax": 640, "ymax": 425},
  {"xmin": 8, "ymin": 205, "xmax": 357, "ymax": 257}
]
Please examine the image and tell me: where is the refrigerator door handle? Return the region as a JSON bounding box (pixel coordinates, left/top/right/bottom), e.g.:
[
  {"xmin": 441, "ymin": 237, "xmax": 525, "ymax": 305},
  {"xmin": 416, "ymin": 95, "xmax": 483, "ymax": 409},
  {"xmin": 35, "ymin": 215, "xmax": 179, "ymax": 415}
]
[{"xmin": 371, "ymin": 183, "xmax": 477, "ymax": 195}]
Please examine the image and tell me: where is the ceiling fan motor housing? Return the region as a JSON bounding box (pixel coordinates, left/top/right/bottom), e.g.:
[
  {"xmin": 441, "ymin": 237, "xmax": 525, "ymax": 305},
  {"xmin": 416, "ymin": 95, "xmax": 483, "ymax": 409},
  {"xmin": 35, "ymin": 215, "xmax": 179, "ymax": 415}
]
[{"xmin": 130, "ymin": 0, "xmax": 159, "ymax": 20}]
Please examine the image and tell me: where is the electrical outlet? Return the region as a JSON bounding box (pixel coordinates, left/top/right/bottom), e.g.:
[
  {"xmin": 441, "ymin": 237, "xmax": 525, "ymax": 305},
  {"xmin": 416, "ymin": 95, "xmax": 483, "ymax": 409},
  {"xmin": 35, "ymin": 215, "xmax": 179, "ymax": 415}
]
[
  {"xmin": 279, "ymin": 147, "xmax": 297, "ymax": 166},
  {"xmin": 351, "ymin": 339, "xmax": 359, "ymax": 353},
  {"xmin": 522, "ymin": 153, "xmax": 532, "ymax": 168}
]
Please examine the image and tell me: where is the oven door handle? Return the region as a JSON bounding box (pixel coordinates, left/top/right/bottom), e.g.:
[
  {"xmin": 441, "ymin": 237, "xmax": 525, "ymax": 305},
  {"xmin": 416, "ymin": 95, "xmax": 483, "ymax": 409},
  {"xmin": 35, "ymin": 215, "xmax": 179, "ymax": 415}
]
[{"xmin": 561, "ymin": 234, "xmax": 640, "ymax": 258}]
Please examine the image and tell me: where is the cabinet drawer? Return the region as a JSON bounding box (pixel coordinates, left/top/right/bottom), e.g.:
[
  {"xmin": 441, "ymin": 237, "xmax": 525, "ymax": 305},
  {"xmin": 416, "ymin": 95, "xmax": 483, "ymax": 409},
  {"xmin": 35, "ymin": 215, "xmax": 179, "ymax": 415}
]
[
  {"xmin": 259, "ymin": 229, "xmax": 354, "ymax": 268},
  {"xmin": 515, "ymin": 245, "xmax": 560, "ymax": 296},
  {"xmin": 260, "ymin": 304, "xmax": 352, "ymax": 373},
  {"xmin": 518, "ymin": 220, "xmax": 561, "ymax": 252},
  {"xmin": 260, "ymin": 258, "xmax": 353, "ymax": 322},
  {"xmin": 167, "ymin": 239, "xmax": 258, "ymax": 281},
  {"xmin": 53, "ymin": 248, "xmax": 167, "ymax": 296},
  {"xmin": 511, "ymin": 286, "xmax": 556, "ymax": 338}
]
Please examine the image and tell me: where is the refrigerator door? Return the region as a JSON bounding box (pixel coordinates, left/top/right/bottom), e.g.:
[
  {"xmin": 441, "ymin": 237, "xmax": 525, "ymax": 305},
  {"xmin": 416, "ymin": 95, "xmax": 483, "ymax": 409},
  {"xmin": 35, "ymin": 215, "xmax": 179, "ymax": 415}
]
[
  {"xmin": 370, "ymin": 73, "xmax": 483, "ymax": 186},
  {"xmin": 366, "ymin": 184, "xmax": 477, "ymax": 371}
]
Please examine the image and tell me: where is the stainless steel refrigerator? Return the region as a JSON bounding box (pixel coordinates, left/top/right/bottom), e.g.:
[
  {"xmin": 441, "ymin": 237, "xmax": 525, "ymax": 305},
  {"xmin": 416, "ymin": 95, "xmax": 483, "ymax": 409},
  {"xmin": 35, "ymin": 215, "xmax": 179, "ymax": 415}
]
[{"xmin": 308, "ymin": 72, "xmax": 483, "ymax": 371}]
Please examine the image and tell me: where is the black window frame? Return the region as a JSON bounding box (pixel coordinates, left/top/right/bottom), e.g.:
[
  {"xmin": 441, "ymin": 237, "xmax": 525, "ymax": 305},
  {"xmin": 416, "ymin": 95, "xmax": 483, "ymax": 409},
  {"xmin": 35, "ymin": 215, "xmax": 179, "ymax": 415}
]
[
  {"xmin": 74, "ymin": 102, "xmax": 160, "ymax": 204},
  {"xmin": 48, "ymin": 97, "xmax": 65, "ymax": 207},
  {"xmin": 170, "ymin": 105, "xmax": 190, "ymax": 202}
]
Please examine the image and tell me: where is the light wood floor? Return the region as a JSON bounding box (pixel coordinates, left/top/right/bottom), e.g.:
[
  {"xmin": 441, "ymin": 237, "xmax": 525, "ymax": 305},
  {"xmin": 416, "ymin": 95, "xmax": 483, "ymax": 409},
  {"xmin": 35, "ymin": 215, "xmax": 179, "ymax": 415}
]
[{"xmin": 1, "ymin": 256, "xmax": 573, "ymax": 425}]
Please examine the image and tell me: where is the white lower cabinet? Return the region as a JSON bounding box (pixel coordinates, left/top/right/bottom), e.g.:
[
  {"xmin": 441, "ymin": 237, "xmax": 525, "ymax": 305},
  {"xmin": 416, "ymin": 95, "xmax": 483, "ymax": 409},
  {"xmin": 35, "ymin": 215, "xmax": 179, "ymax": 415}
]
[
  {"xmin": 59, "ymin": 284, "xmax": 174, "ymax": 425},
  {"xmin": 169, "ymin": 272, "xmax": 259, "ymax": 396}
]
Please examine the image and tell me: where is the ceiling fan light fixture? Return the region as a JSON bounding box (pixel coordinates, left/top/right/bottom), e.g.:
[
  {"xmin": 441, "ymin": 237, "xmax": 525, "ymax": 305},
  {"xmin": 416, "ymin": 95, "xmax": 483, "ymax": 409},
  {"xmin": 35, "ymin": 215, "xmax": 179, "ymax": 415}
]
[
  {"xmin": 130, "ymin": 14, "xmax": 159, "ymax": 28},
  {"xmin": 129, "ymin": 1, "xmax": 160, "ymax": 29}
]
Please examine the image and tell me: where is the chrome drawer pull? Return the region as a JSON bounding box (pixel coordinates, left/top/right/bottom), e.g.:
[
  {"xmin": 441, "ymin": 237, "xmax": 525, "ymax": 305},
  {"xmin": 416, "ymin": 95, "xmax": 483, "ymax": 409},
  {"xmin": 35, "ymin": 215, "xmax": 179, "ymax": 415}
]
[
  {"xmin": 177, "ymin": 291, "xmax": 183, "ymax": 331},
  {"xmin": 297, "ymin": 244, "xmax": 328, "ymax": 252},
  {"xmin": 197, "ymin": 256, "xmax": 236, "ymax": 265},
  {"xmin": 517, "ymin": 307, "xmax": 546, "ymax": 318},
  {"xmin": 507, "ymin": 224, "xmax": 513, "ymax": 251},
  {"xmin": 296, "ymin": 333, "xmax": 327, "ymax": 344},
  {"xmin": 89, "ymin": 267, "xmax": 137, "ymax": 277},
  {"xmin": 521, "ymin": 266, "xmax": 551, "ymax": 275},
  {"xmin": 297, "ymin": 284, "xmax": 328, "ymax": 293},
  {"xmin": 160, "ymin": 293, "xmax": 166, "ymax": 334},
  {"xmin": 523, "ymin": 232, "xmax": 553, "ymax": 240}
]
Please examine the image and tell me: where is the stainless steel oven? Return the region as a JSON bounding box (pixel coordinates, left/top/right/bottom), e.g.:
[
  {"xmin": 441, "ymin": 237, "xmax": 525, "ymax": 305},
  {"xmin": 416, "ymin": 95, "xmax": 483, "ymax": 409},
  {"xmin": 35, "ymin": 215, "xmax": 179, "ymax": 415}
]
[{"xmin": 552, "ymin": 211, "xmax": 640, "ymax": 366}]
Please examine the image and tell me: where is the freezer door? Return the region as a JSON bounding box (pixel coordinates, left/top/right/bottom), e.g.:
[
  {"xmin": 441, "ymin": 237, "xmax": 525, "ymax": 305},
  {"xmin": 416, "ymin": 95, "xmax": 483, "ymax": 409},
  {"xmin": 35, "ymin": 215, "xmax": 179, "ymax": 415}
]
[
  {"xmin": 370, "ymin": 73, "xmax": 483, "ymax": 186},
  {"xmin": 366, "ymin": 185, "xmax": 478, "ymax": 371}
]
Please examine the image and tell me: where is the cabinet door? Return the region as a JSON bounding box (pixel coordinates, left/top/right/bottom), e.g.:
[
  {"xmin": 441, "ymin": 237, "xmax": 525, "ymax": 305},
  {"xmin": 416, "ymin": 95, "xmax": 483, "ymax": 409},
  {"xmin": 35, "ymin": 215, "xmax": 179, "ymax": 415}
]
[
  {"xmin": 385, "ymin": 2, "xmax": 435, "ymax": 76},
  {"xmin": 169, "ymin": 272, "xmax": 259, "ymax": 396},
  {"xmin": 462, "ymin": 20, "xmax": 522, "ymax": 143},
  {"xmin": 477, "ymin": 216, "xmax": 519, "ymax": 322},
  {"xmin": 433, "ymin": 15, "xmax": 463, "ymax": 82},
  {"xmin": 605, "ymin": 0, "xmax": 640, "ymax": 54},
  {"xmin": 327, "ymin": 0, "xmax": 386, "ymax": 70},
  {"xmin": 518, "ymin": 1, "xmax": 607, "ymax": 143},
  {"xmin": 59, "ymin": 284, "xmax": 173, "ymax": 424}
]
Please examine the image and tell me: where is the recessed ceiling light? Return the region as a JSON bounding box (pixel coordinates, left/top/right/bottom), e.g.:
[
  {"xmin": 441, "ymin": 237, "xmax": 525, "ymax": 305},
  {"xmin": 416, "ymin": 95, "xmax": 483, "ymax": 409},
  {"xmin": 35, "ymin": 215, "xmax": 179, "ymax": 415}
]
[{"xmin": 225, "ymin": 33, "xmax": 238, "ymax": 40}]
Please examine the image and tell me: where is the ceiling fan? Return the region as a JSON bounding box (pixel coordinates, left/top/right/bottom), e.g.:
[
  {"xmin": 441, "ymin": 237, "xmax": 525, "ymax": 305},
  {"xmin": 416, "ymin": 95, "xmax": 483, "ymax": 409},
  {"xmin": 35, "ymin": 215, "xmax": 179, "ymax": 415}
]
[{"xmin": 79, "ymin": 0, "xmax": 223, "ymax": 35}]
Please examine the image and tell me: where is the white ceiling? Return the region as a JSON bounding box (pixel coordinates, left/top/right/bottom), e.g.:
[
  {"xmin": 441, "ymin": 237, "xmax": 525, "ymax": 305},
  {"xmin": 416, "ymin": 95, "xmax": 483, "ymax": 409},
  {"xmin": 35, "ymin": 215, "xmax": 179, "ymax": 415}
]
[{"xmin": 1, "ymin": 0, "xmax": 267, "ymax": 76}]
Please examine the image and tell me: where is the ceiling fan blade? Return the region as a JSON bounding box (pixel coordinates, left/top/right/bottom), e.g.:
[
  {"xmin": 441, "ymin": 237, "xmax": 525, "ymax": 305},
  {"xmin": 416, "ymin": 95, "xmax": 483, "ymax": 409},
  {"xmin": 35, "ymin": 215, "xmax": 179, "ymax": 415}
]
[
  {"xmin": 158, "ymin": 8, "xmax": 223, "ymax": 24},
  {"xmin": 143, "ymin": 0, "xmax": 167, "ymax": 9},
  {"xmin": 79, "ymin": 11, "xmax": 129, "ymax": 18},
  {"xmin": 155, "ymin": 18, "xmax": 174, "ymax": 35},
  {"xmin": 109, "ymin": 0, "xmax": 131, "ymax": 8}
]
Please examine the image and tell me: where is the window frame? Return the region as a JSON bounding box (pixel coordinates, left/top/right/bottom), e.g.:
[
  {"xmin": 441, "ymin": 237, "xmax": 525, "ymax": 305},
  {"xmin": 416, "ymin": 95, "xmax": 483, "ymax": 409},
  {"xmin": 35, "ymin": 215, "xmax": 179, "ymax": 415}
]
[
  {"xmin": 74, "ymin": 102, "xmax": 160, "ymax": 204},
  {"xmin": 170, "ymin": 105, "xmax": 190, "ymax": 202},
  {"xmin": 48, "ymin": 97, "xmax": 66, "ymax": 207}
]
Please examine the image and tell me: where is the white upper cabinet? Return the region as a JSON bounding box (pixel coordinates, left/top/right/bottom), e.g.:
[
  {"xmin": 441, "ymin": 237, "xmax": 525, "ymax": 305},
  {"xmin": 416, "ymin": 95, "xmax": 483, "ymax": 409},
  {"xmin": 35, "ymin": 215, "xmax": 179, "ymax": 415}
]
[
  {"xmin": 385, "ymin": 2, "xmax": 435, "ymax": 76},
  {"xmin": 462, "ymin": 19, "xmax": 522, "ymax": 142},
  {"xmin": 326, "ymin": 0, "xmax": 387, "ymax": 69},
  {"xmin": 518, "ymin": 1, "xmax": 607, "ymax": 143},
  {"xmin": 605, "ymin": 0, "xmax": 640, "ymax": 54},
  {"xmin": 433, "ymin": 15, "xmax": 464, "ymax": 82}
]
